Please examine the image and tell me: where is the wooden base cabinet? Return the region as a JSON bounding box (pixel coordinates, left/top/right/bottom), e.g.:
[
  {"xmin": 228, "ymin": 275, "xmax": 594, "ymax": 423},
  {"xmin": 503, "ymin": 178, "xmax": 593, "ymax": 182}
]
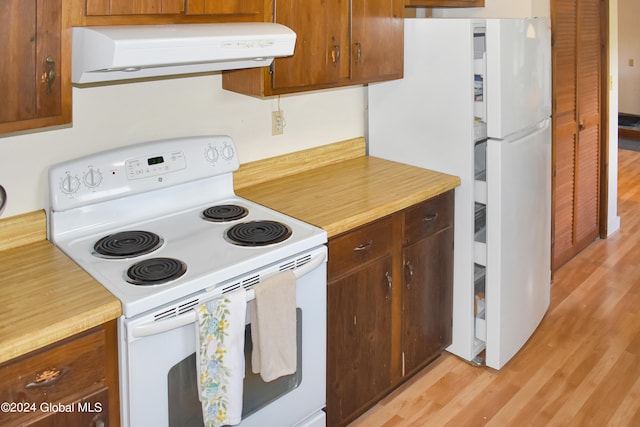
[
  {"xmin": 327, "ymin": 217, "xmax": 395, "ymax": 427},
  {"xmin": 0, "ymin": 321, "xmax": 120, "ymax": 427},
  {"xmin": 326, "ymin": 191, "xmax": 454, "ymax": 427},
  {"xmin": 401, "ymin": 196, "xmax": 454, "ymax": 377}
]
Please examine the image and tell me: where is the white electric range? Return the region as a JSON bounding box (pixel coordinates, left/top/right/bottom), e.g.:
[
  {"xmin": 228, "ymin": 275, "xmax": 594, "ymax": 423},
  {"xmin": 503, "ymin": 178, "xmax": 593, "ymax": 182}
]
[{"xmin": 48, "ymin": 135, "xmax": 328, "ymax": 427}]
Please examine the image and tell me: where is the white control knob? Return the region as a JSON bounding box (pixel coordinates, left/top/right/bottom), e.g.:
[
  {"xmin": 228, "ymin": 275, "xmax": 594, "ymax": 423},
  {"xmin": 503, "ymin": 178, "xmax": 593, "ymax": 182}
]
[
  {"xmin": 83, "ymin": 167, "xmax": 103, "ymax": 188},
  {"xmin": 205, "ymin": 145, "xmax": 220, "ymax": 163},
  {"xmin": 60, "ymin": 174, "xmax": 81, "ymax": 195},
  {"xmin": 221, "ymin": 144, "xmax": 235, "ymax": 161}
]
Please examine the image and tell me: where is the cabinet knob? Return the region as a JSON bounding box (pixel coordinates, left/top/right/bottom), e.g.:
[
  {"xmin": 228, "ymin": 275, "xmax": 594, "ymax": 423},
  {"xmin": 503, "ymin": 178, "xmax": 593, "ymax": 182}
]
[
  {"xmin": 42, "ymin": 55, "xmax": 56, "ymax": 95},
  {"xmin": 578, "ymin": 119, "xmax": 586, "ymax": 131}
]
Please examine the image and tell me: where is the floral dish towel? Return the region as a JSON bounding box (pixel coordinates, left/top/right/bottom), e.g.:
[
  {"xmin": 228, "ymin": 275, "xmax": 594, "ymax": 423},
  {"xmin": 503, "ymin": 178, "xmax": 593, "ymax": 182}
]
[{"xmin": 195, "ymin": 288, "xmax": 247, "ymax": 427}]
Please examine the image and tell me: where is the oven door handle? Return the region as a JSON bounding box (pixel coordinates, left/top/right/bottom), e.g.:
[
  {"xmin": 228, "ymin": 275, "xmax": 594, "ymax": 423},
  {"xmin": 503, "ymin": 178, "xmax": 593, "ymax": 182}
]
[{"xmin": 131, "ymin": 251, "xmax": 326, "ymax": 338}]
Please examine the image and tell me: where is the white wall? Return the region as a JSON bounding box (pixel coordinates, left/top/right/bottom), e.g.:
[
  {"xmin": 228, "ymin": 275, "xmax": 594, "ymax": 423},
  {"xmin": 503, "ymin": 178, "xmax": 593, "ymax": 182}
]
[
  {"xmin": 608, "ymin": 0, "xmax": 621, "ymax": 235},
  {"xmin": 618, "ymin": 0, "xmax": 640, "ymax": 115},
  {"xmin": 0, "ymin": 75, "xmax": 366, "ymax": 218}
]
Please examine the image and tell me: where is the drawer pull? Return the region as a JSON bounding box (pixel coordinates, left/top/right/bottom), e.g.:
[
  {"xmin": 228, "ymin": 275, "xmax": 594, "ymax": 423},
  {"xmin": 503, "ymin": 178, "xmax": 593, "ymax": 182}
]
[
  {"xmin": 385, "ymin": 271, "xmax": 392, "ymax": 301},
  {"xmin": 423, "ymin": 213, "xmax": 439, "ymax": 222},
  {"xmin": 404, "ymin": 261, "xmax": 414, "ymax": 288},
  {"xmin": 43, "ymin": 55, "xmax": 56, "ymax": 95},
  {"xmin": 25, "ymin": 367, "xmax": 67, "ymax": 388},
  {"xmin": 353, "ymin": 240, "xmax": 373, "ymax": 252}
]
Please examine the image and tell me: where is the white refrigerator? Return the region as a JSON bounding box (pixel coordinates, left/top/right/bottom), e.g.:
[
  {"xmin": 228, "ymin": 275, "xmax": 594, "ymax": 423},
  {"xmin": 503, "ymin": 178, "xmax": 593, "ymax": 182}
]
[{"xmin": 368, "ymin": 18, "xmax": 552, "ymax": 370}]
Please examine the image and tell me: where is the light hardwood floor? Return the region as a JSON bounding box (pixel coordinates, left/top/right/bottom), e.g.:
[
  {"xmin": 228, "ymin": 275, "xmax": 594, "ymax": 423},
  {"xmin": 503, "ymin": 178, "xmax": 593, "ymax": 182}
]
[{"xmin": 350, "ymin": 148, "xmax": 640, "ymax": 427}]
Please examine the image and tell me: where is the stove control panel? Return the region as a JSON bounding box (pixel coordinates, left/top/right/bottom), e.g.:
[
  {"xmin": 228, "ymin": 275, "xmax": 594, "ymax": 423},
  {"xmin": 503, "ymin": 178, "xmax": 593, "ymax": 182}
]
[
  {"xmin": 49, "ymin": 135, "xmax": 240, "ymax": 211},
  {"xmin": 126, "ymin": 150, "xmax": 187, "ymax": 180}
]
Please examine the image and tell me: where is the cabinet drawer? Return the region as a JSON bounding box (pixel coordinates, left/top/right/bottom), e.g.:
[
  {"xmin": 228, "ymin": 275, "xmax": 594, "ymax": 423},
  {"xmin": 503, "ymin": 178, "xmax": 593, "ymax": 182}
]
[
  {"xmin": 328, "ymin": 216, "xmax": 394, "ymax": 279},
  {"xmin": 403, "ymin": 190, "xmax": 454, "ymax": 246},
  {"xmin": 0, "ymin": 327, "xmax": 107, "ymax": 424}
]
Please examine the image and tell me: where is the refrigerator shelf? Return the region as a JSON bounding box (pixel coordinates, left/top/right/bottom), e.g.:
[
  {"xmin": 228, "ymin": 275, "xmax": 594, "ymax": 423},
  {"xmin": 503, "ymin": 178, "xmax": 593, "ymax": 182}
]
[
  {"xmin": 474, "ymin": 181, "xmax": 487, "ymax": 204},
  {"xmin": 474, "ymin": 241, "xmax": 487, "ymax": 266}
]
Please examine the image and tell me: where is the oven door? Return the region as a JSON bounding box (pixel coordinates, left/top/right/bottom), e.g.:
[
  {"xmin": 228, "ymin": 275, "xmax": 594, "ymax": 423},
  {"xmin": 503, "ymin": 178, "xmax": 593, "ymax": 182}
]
[{"xmin": 118, "ymin": 246, "xmax": 327, "ymax": 427}]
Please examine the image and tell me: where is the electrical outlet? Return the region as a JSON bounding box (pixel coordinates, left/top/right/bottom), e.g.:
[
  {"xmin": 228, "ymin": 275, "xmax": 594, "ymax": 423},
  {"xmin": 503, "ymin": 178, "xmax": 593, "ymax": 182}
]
[{"xmin": 272, "ymin": 110, "xmax": 285, "ymax": 135}]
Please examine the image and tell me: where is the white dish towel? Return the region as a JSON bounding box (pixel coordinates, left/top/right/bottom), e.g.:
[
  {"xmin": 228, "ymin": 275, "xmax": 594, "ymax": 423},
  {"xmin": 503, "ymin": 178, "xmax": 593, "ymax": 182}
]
[
  {"xmin": 195, "ymin": 287, "xmax": 247, "ymax": 427},
  {"xmin": 250, "ymin": 270, "xmax": 297, "ymax": 382}
]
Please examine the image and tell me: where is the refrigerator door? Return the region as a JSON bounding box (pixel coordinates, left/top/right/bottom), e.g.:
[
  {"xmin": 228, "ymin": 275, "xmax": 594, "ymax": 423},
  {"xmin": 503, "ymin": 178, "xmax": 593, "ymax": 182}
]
[
  {"xmin": 486, "ymin": 18, "xmax": 551, "ymax": 139},
  {"xmin": 485, "ymin": 119, "xmax": 551, "ymax": 369}
]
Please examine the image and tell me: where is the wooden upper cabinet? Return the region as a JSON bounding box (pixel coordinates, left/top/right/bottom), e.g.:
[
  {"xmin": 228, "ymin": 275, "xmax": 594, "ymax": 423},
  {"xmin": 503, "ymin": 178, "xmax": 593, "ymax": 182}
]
[
  {"xmin": 271, "ymin": 0, "xmax": 349, "ymax": 91},
  {"xmin": 185, "ymin": 0, "xmax": 262, "ymax": 15},
  {"xmin": 86, "ymin": 0, "xmax": 182, "ymax": 15},
  {"xmin": 85, "ymin": 0, "xmax": 262, "ymax": 16},
  {"xmin": 222, "ymin": 0, "xmax": 404, "ymax": 96},
  {"xmin": 79, "ymin": 0, "xmax": 265, "ymax": 24},
  {"xmin": 405, "ymin": 0, "xmax": 484, "ymax": 7},
  {"xmin": 0, "ymin": 0, "xmax": 70, "ymax": 134},
  {"xmin": 351, "ymin": 0, "xmax": 404, "ymax": 84}
]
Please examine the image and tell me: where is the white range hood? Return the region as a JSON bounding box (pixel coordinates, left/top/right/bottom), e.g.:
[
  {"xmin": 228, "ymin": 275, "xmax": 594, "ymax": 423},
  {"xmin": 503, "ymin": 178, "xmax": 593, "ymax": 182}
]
[{"xmin": 72, "ymin": 22, "xmax": 296, "ymax": 84}]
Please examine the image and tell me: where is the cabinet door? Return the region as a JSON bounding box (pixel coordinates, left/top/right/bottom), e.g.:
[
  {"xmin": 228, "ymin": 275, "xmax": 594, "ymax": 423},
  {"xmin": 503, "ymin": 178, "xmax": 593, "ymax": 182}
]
[
  {"xmin": 401, "ymin": 226, "xmax": 454, "ymax": 377},
  {"xmin": 0, "ymin": 324, "xmax": 117, "ymax": 427},
  {"xmin": 86, "ymin": 0, "xmax": 183, "ymax": 14},
  {"xmin": 185, "ymin": 0, "xmax": 262, "ymax": 15},
  {"xmin": 0, "ymin": 0, "xmax": 67, "ymax": 132},
  {"xmin": 271, "ymin": 0, "xmax": 349, "ymax": 91},
  {"xmin": 327, "ymin": 256, "xmax": 393, "ymax": 427},
  {"xmin": 351, "ymin": 0, "xmax": 404, "ymax": 83}
]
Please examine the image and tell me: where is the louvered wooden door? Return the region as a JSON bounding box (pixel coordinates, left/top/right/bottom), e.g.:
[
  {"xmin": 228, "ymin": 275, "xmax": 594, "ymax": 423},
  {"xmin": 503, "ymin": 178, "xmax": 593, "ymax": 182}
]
[{"xmin": 551, "ymin": 0, "xmax": 603, "ymax": 270}]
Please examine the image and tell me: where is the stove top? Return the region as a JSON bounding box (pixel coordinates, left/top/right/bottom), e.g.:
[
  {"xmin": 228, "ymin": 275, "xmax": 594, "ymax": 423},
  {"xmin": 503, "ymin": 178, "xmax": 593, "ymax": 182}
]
[{"xmin": 48, "ymin": 136, "xmax": 326, "ymax": 318}]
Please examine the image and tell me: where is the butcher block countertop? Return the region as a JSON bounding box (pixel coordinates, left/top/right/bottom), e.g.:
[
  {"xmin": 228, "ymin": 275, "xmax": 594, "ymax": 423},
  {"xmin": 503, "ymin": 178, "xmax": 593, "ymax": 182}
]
[
  {"xmin": 0, "ymin": 210, "xmax": 122, "ymax": 364},
  {"xmin": 235, "ymin": 138, "xmax": 461, "ymax": 238},
  {"xmin": 0, "ymin": 137, "xmax": 457, "ymax": 364}
]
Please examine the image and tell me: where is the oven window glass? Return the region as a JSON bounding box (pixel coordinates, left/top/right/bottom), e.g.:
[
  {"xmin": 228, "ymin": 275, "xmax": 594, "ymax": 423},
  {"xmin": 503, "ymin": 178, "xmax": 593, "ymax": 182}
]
[{"xmin": 168, "ymin": 309, "xmax": 303, "ymax": 426}]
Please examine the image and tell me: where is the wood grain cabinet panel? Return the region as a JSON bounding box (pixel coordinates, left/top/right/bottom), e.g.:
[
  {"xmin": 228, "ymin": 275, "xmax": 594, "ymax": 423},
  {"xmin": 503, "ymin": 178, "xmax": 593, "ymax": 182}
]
[
  {"xmin": 85, "ymin": 0, "xmax": 262, "ymax": 15},
  {"xmin": 0, "ymin": 0, "xmax": 70, "ymax": 134},
  {"xmin": 350, "ymin": 0, "xmax": 404, "ymax": 84},
  {"xmin": 270, "ymin": 0, "xmax": 349, "ymax": 91},
  {"xmin": 401, "ymin": 225, "xmax": 454, "ymax": 377},
  {"xmin": 326, "ymin": 190, "xmax": 455, "ymax": 427},
  {"xmin": 328, "ymin": 216, "xmax": 394, "ymax": 279},
  {"xmin": 327, "ymin": 255, "xmax": 393, "ymax": 427},
  {"xmin": 0, "ymin": 321, "xmax": 119, "ymax": 427}
]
